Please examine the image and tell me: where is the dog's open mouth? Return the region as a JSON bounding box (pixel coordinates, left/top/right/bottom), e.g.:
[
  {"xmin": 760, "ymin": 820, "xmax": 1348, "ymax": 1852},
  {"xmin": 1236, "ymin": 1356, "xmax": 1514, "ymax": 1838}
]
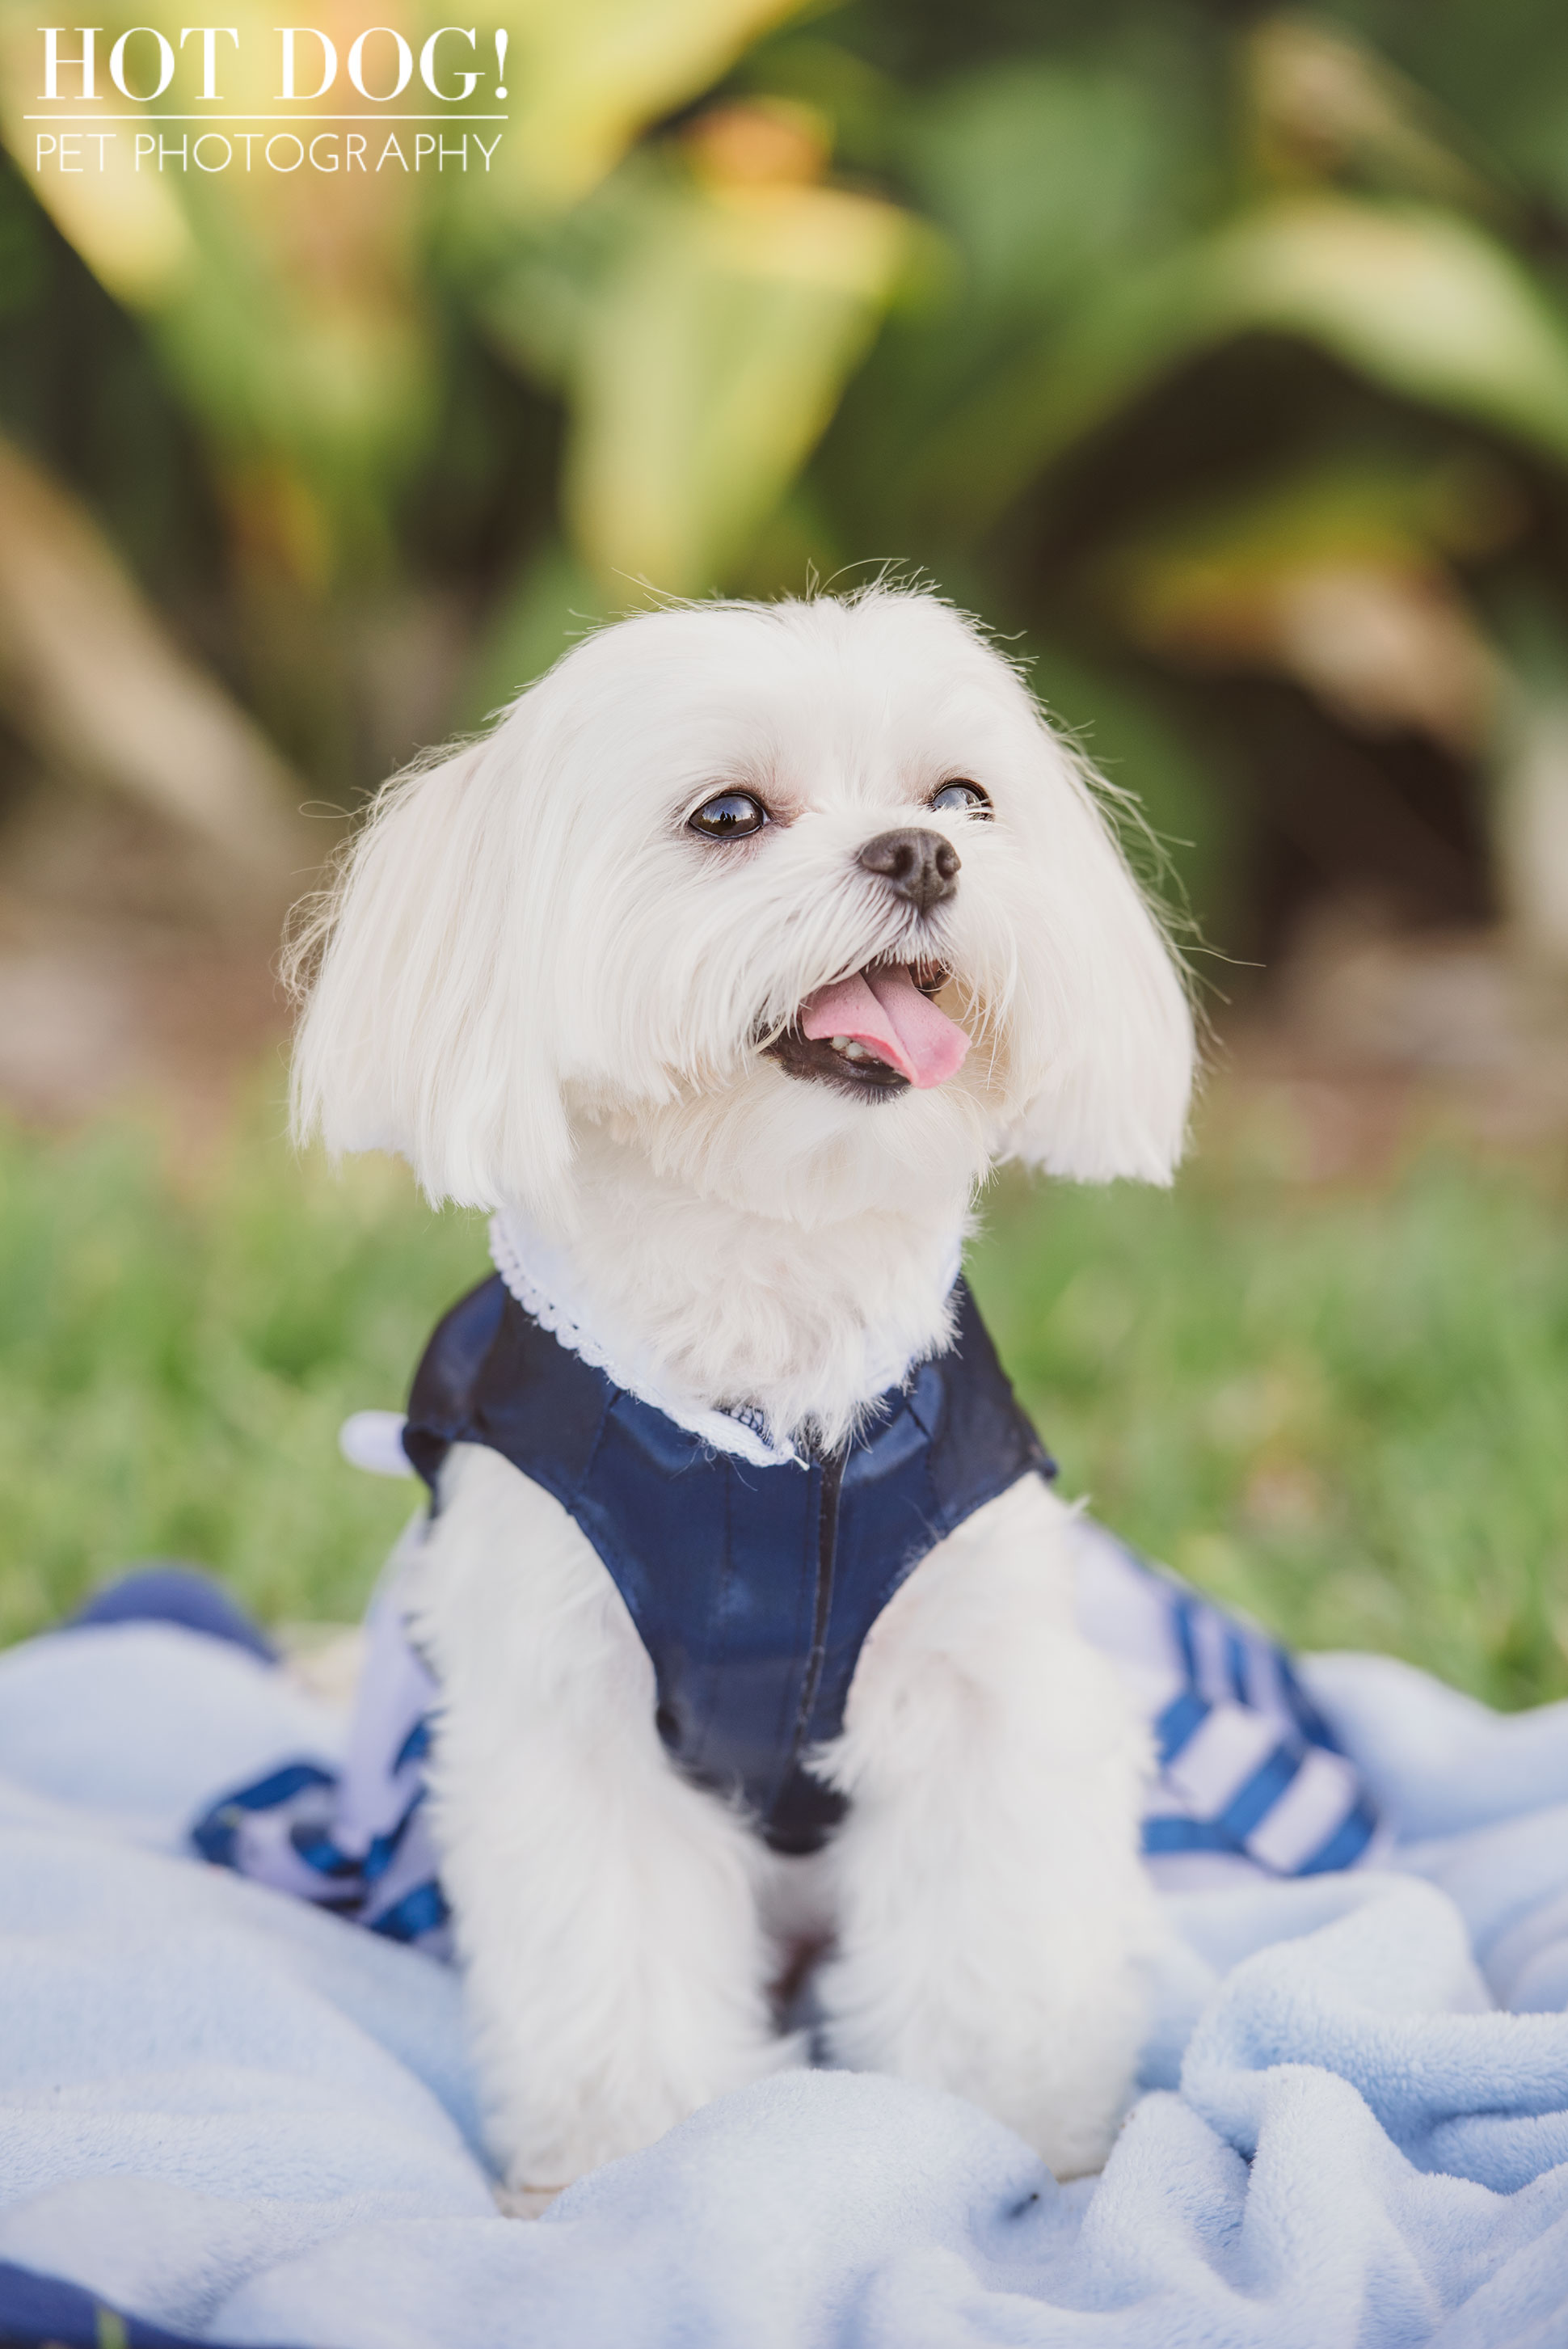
[{"xmin": 765, "ymin": 959, "xmax": 971, "ymax": 1099}]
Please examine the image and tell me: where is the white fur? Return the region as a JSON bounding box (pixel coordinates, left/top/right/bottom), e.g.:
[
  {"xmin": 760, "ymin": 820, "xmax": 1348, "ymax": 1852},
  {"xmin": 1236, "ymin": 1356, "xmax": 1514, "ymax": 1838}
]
[
  {"xmin": 402, "ymin": 1444, "xmax": 788, "ymax": 2186},
  {"xmin": 290, "ymin": 587, "xmax": 1194, "ymax": 2188},
  {"xmin": 812, "ymin": 1477, "xmax": 1160, "ymax": 2176}
]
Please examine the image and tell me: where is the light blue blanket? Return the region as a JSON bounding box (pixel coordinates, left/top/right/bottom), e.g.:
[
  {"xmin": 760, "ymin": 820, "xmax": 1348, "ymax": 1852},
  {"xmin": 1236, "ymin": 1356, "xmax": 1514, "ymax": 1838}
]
[{"xmin": 2, "ymin": 1621, "xmax": 1568, "ymax": 2348}]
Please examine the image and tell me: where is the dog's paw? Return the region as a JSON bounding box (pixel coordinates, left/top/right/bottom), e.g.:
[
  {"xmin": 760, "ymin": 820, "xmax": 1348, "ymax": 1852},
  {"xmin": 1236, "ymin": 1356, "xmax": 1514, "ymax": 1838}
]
[{"xmin": 493, "ymin": 2180, "xmax": 567, "ymax": 2220}]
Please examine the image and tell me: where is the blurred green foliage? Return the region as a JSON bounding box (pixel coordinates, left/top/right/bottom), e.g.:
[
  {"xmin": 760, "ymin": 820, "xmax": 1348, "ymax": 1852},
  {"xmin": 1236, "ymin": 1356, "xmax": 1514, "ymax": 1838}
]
[
  {"xmin": 2, "ymin": 1105, "xmax": 1563, "ymax": 1710},
  {"xmin": 0, "ymin": 1103, "xmax": 487, "ymax": 1639},
  {"xmin": 6, "ymin": 1, "xmax": 1568, "ymax": 952},
  {"xmin": 972, "ymin": 1149, "xmax": 1568, "ymax": 1712}
]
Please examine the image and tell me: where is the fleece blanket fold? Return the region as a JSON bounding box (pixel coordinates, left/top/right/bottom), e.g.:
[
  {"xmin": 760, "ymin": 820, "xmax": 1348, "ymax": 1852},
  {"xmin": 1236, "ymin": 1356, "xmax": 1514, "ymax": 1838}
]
[{"xmin": 2, "ymin": 1623, "xmax": 1568, "ymax": 2348}]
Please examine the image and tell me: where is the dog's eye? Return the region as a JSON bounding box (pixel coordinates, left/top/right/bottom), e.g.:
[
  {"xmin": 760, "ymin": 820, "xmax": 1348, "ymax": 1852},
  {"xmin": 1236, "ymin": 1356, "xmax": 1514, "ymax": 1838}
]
[
  {"xmin": 929, "ymin": 780, "xmax": 992, "ymax": 818},
  {"xmin": 689, "ymin": 791, "xmax": 769, "ymax": 840}
]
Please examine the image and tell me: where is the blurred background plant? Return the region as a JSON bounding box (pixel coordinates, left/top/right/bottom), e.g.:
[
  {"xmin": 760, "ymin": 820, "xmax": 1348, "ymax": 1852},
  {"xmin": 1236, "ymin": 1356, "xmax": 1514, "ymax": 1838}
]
[
  {"xmin": 11, "ymin": 0, "xmax": 1568, "ymax": 961},
  {"xmin": 0, "ymin": 0, "xmax": 1564, "ymax": 1695}
]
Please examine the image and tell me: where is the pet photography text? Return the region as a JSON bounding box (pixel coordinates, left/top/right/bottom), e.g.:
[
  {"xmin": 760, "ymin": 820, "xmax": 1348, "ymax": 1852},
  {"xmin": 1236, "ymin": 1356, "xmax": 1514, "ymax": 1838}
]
[{"xmin": 27, "ymin": 20, "xmax": 509, "ymax": 175}]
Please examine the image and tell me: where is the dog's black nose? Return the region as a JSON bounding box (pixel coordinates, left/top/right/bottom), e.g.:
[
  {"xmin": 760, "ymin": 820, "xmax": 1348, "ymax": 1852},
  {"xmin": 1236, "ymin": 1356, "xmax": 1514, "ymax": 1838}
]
[{"xmin": 857, "ymin": 828, "xmax": 960, "ymax": 914}]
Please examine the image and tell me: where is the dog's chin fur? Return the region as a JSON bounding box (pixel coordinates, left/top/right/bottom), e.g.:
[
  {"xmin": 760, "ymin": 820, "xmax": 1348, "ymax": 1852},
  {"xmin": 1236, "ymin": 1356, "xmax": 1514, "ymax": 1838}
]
[
  {"xmin": 521, "ymin": 1107, "xmax": 976, "ymax": 1452},
  {"xmin": 289, "ymin": 585, "xmax": 1196, "ymax": 2187}
]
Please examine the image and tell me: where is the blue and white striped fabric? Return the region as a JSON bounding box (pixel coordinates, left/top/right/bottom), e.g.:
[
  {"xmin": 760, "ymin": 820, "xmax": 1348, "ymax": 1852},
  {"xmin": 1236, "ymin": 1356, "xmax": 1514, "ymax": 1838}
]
[
  {"xmin": 193, "ymin": 1541, "xmax": 451, "ymax": 1954},
  {"xmin": 1072, "ymin": 1518, "xmax": 1383, "ymax": 1888},
  {"xmin": 192, "ymin": 1498, "xmax": 1380, "ymax": 1946}
]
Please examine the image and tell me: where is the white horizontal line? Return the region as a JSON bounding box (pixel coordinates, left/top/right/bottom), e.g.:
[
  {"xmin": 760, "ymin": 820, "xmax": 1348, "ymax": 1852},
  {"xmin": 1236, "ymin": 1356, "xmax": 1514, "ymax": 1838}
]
[{"xmin": 25, "ymin": 113, "xmax": 509, "ymax": 121}]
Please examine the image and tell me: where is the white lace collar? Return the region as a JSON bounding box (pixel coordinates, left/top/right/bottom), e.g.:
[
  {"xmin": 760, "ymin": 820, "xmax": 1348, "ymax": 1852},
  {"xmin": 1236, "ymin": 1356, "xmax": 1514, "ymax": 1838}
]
[
  {"xmin": 488, "ymin": 1210, "xmax": 802, "ymax": 1468},
  {"xmin": 487, "ymin": 1208, "xmax": 965, "ymax": 1471}
]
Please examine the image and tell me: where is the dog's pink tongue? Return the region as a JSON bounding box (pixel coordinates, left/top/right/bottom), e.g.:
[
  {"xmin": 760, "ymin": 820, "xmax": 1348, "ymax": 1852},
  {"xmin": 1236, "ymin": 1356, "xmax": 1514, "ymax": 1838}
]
[{"xmin": 800, "ymin": 965, "xmax": 969, "ymax": 1089}]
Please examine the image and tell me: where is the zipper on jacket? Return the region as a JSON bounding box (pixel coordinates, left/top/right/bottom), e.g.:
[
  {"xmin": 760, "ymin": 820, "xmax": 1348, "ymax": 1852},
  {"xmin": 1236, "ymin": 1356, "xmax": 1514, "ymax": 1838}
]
[{"xmin": 787, "ymin": 1444, "xmax": 847, "ymax": 1767}]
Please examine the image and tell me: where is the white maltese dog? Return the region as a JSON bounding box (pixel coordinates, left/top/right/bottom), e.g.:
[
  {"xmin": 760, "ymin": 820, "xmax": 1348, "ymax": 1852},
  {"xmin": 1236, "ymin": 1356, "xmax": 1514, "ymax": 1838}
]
[{"xmin": 285, "ymin": 586, "xmax": 1195, "ymax": 2197}]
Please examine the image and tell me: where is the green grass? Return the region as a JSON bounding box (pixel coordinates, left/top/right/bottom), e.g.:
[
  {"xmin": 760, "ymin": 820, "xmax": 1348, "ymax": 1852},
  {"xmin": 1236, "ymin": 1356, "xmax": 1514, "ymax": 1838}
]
[
  {"xmin": 0, "ymin": 1102, "xmax": 488, "ymax": 1642},
  {"xmin": 1, "ymin": 1097, "xmax": 1565, "ymax": 1710},
  {"xmin": 970, "ymin": 1150, "xmax": 1568, "ymax": 1711}
]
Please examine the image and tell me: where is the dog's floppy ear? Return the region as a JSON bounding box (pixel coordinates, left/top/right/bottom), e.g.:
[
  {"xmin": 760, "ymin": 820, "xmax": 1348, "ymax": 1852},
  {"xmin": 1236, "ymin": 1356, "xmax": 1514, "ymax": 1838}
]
[
  {"xmin": 288, "ymin": 713, "xmax": 573, "ymax": 1213},
  {"xmin": 999, "ymin": 729, "xmax": 1195, "ymax": 1189}
]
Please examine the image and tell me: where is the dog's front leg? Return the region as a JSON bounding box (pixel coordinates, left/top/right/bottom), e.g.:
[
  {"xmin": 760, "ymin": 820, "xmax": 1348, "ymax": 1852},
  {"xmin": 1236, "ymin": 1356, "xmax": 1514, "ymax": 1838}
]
[
  {"xmin": 813, "ymin": 1477, "xmax": 1157, "ymax": 2178},
  {"xmin": 406, "ymin": 1444, "xmax": 785, "ymax": 2191}
]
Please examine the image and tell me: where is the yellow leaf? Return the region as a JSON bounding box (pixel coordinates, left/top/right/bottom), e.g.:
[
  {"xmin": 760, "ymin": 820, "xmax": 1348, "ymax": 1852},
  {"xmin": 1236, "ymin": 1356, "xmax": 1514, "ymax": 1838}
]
[
  {"xmin": 927, "ymin": 195, "xmax": 1568, "ymax": 529},
  {"xmin": 0, "ymin": 10, "xmax": 194, "ymax": 303},
  {"xmin": 1205, "ymin": 198, "xmax": 1568, "ymax": 459},
  {"xmin": 495, "ymin": 0, "xmax": 816, "ymax": 213},
  {"xmin": 564, "ymin": 179, "xmax": 912, "ymax": 593}
]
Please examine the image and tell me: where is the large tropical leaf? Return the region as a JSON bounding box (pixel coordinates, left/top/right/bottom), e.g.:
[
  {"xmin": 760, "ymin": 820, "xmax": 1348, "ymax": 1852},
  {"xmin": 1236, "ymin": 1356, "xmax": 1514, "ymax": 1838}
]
[
  {"xmin": 818, "ymin": 47, "xmax": 1208, "ymax": 540},
  {"xmin": 921, "ymin": 196, "xmax": 1568, "ymax": 533},
  {"xmin": 572, "ymin": 187, "xmax": 910, "ymax": 591},
  {"xmin": 486, "ymin": 133, "xmax": 914, "ymax": 595},
  {"xmin": 1210, "ymin": 200, "xmax": 1568, "ymax": 458},
  {"xmin": 0, "ymin": 0, "xmax": 437, "ymax": 577},
  {"xmin": 491, "ymin": 0, "xmax": 814, "ymax": 215}
]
